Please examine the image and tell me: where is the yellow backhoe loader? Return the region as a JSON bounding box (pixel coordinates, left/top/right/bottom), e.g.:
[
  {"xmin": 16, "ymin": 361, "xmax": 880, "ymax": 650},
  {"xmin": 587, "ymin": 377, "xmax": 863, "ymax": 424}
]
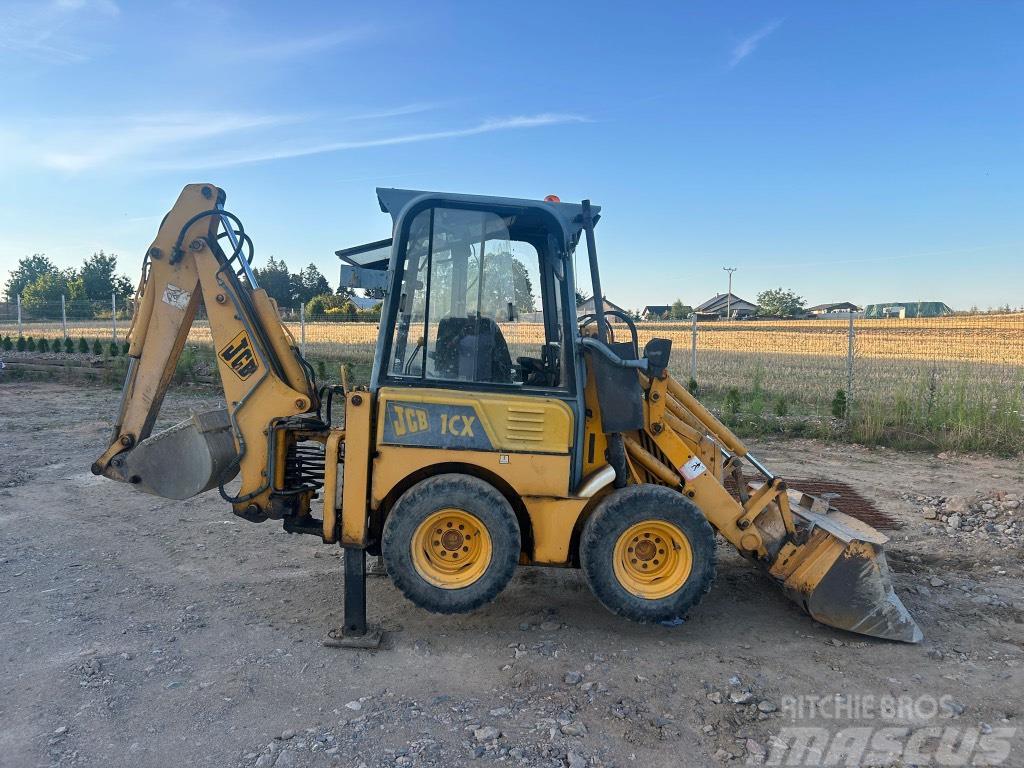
[{"xmin": 92, "ymin": 183, "xmax": 922, "ymax": 648}]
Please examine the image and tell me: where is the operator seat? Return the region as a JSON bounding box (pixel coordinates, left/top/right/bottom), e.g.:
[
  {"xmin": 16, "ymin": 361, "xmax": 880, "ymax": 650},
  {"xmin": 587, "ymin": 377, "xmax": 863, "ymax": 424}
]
[{"xmin": 434, "ymin": 316, "xmax": 513, "ymax": 383}]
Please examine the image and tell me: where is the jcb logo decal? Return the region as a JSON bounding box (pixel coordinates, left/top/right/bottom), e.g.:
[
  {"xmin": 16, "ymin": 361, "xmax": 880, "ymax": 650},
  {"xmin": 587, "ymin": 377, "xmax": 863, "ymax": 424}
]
[
  {"xmin": 219, "ymin": 330, "xmax": 258, "ymax": 380},
  {"xmin": 383, "ymin": 401, "xmax": 491, "ymax": 450},
  {"xmin": 391, "ymin": 405, "xmax": 429, "ymax": 436}
]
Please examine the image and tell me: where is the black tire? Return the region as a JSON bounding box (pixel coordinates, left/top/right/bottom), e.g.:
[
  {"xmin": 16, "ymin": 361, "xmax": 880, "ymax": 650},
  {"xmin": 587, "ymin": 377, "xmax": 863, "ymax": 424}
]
[
  {"xmin": 382, "ymin": 474, "xmax": 521, "ymax": 614},
  {"xmin": 580, "ymin": 484, "xmax": 716, "ymax": 623}
]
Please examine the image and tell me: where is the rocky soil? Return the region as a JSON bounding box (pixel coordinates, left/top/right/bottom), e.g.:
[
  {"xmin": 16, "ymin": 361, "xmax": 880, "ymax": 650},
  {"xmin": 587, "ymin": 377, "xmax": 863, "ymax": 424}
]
[{"xmin": 1, "ymin": 382, "xmax": 1022, "ymax": 768}]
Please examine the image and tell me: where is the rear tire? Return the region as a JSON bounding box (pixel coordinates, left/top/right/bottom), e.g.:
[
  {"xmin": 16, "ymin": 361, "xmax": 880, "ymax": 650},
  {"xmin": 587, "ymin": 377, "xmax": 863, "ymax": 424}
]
[
  {"xmin": 382, "ymin": 474, "xmax": 520, "ymax": 614},
  {"xmin": 580, "ymin": 484, "xmax": 716, "ymax": 623}
]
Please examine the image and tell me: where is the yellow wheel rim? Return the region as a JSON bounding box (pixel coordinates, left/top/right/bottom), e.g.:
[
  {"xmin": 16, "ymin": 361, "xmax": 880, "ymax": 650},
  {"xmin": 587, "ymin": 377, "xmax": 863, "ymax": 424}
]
[
  {"xmin": 411, "ymin": 509, "xmax": 492, "ymax": 589},
  {"xmin": 613, "ymin": 520, "xmax": 693, "ymax": 600}
]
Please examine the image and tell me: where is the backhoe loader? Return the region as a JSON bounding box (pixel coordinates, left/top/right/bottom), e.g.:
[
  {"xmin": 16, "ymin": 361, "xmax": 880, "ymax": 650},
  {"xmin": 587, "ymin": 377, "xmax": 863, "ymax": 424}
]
[{"xmin": 92, "ymin": 183, "xmax": 922, "ymax": 647}]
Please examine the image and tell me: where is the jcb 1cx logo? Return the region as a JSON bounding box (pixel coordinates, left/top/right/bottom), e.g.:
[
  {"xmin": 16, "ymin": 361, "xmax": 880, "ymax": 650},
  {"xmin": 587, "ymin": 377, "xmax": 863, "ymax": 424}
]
[
  {"xmin": 383, "ymin": 401, "xmax": 492, "ymax": 450},
  {"xmin": 390, "ymin": 404, "xmax": 477, "ymax": 438},
  {"xmin": 219, "ymin": 330, "xmax": 258, "ymax": 380}
]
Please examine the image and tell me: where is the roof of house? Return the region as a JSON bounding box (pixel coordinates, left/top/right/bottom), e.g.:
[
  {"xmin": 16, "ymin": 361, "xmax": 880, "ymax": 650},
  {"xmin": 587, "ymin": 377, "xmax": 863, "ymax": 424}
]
[
  {"xmin": 863, "ymin": 301, "xmax": 953, "ymax": 318},
  {"xmin": 349, "ymin": 295, "xmax": 383, "ymax": 310},
  {"xmin": 695, "ymin": 292, "xmax": 758, "ymax": 313},
  {"xmin": 576, "ymin": 296, "xmax": 627, "ymax": 315},
  {"xmin": 808, "ymin": 301, "xmax": 861, "ymax": 312},
  {"xmin": 643, "ymin": 304, "xmax": 671, "ymax": 314}
]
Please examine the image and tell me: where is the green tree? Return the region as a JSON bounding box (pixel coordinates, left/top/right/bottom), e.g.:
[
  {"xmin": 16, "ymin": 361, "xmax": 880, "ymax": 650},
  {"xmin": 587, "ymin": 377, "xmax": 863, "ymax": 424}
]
[
  {"xmin": 21, "ymin": 269, "xmax": 84, "ymax": 317},
  {"xmin": 756, "ymin": 287, "xmax": 806, "ymax": 318},
  {"xmin": 511, "ymin": 258, "xmax": 536, "ymax": 313},
  {"xmin": 80, "ymin": 251, "xmax": 133, "ymax": 303},
  {"xmin": 291, "ymin": 263, "xmax": 332, "ymax": 306},
  {"xmin": 669, "ymin": 299, "xmax": 694, "ymax": 320},
  {"xmin": 575, "ymin": 289, "xmax": 590, "ymax": 307},
  {"xmin": 252, "ymin": 257, "xmax": 292, "ymax": 306},
  {"xmin": 4, "ymin": 254, "xmax": 57, "ymax": 301}
]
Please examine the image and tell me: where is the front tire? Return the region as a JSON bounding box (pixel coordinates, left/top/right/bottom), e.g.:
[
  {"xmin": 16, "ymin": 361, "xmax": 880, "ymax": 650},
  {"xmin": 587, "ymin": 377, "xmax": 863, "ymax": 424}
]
[
  {"xmin": 382, "ymin": 474, "xmax": 520, "ymax": 614},
  {"xmin": 580, "ymin": 484, "xmax": 716, "ymax": 623}
]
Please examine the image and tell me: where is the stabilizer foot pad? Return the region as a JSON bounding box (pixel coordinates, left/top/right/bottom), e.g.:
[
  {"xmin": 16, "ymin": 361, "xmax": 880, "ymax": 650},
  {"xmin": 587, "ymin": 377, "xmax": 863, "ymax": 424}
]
[{"xmin": 323, "ymin": 627, "xmax": 383, "ymax": 650}]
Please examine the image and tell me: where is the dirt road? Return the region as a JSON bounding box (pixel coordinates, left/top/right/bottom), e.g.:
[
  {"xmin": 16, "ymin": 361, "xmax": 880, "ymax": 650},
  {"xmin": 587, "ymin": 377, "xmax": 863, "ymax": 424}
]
[{"xmin": 1, "ymin": 382, "xmax": 1022, "ymax": 768}]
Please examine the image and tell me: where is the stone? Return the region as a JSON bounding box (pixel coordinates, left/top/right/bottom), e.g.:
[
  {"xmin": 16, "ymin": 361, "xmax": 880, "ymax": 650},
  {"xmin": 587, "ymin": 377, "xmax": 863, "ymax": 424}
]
[
  {"xmin": 275, "ymin": 751, "xmax": 298, "ymax": 768},
  {"xmin": 567, "ymin": 751, "xmax": 587, "ymax": 768},
  {"xmin": 489, "ymin": 707, "xmax": 511, "ymax": 717},
  {"xmin": 474, "ymin": 726, "xmax": 501, "ymax": 742},
  {"xmin": 714, "ymin": 748, "xmax": 734, "ymax": 760},
  {"xmin": 757, "ymin": 700, "xmax": 778, "ymax": 713},
  {"xmin": 281, "ymin": 729, "xmax": 296, "ymax": 740},
  {"xmin": 930, "ymin": 577, "xmax": 946, "ymax": 587},
  {"xmin": 345, "ymin": 701, "xmax": 362, "ymax": 711},
  {"xmin": 707, "ymin": 692, "xmax": 722, "ymax": 704},
  {"xmin": 539, "ymin": 620, "xmax": 561, "ymax": 631},
  {"xmin": 560, "ymin": 722, "xmax": 587, "ymax": 737},
  {"xmin": 947, "ymin": 514, "xmax": 962, "ymax": 530},
  {"xmin": 746, "ymin": 739, "xmax": 767, "ymax": 757},
  {"xmin": 922, "ymin": 508, "xmax": 937, "ymax": 520},
  {"xmin": 945, "ymin": 497, "xmax": 969, "ymax": 514},
  {"xmin": 729, "ymin": 691, "xmax": 755, "ymax": 705},
  {"xmin": 564, "ymin": 671, "xmax": 583, "ymax": 685}
]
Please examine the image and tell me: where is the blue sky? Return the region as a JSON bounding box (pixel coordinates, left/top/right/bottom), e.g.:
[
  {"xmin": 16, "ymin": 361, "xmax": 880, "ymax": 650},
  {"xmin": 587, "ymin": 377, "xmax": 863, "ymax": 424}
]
[{"xmin": 1, "ymin": 0, "xmax": 1021, "ymax": 310}]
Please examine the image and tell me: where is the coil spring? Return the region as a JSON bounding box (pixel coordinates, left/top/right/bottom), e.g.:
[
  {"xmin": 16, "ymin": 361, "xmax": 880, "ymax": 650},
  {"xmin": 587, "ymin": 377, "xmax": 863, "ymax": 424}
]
[{"xmin": 283, "ymin": 441, "xmax": 325, "ymax": 493}]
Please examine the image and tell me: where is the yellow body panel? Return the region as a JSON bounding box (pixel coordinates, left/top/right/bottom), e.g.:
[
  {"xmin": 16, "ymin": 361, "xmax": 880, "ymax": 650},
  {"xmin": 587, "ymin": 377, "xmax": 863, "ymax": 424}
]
[
  {"xmin": 376, "ymin": 387, "xmax": 574, "ymax": 454},
  {"xmin": 522, "ymin": 496, "xmax": 589, "ymax": 564},
  {"xmin": 370, "ymin": 446, "xmax": 571, "ymax": 509},
  {"xmin": 341, "ymin": 393, "xmax": 374, "ymax": 546}
]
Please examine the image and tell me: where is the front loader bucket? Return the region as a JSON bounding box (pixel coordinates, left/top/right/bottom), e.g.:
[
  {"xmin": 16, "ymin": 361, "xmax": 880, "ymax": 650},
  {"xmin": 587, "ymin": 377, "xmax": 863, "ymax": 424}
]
[{"xmin": 765, "ymin": 499, "xmax": 922, "ymax": 643}]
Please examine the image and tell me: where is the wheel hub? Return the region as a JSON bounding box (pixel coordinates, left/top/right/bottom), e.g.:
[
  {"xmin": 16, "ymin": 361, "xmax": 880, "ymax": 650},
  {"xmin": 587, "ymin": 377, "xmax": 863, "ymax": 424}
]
[
  {"xmin": 613, "ymin": 520, "xmax": 693, "ymax": 600},
  {"xmin": 411, "ymin": 509, "xmax": 492, "ymax": 589}
]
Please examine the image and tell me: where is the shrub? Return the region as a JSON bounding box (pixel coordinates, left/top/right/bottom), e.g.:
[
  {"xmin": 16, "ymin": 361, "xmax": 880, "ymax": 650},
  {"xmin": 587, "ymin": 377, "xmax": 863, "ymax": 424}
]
[
  {"xmin": 108, "ymin": 341, "xmax": 119, "ymax": 356},
  {"xmin": 92, "ymin": 339, "xmax": 103, "ymax": 355},
  {"xmin": 687, "ymin": 378, "xmax": 699, "ymax": 395},
  {"xmin": 38, "ymin": 337, "xmax": 50, "ymax": 353},
  {"xmin": 26, "ymin": 337, "xmax": 36, "ymax": 352},
  {"xmin": 16, "ymin": 336, "xmax": 26, "ymax": 352},
  {"xmin": 78, "ymin": 337, "xmax": 89, "ymax": 353},
  {"xmin": 1, "ymin": 335, "xmax": 11, "ymax": 351},
  {"xmin": 831, "ymin": 389, "xmax": 848, "ymax": 420},
  {"xmin": 774, "ymin": 396, "xmax": 788, "ymax": 417},
  {"xmin": 121, "ymin": 341, "xmax": 129, "ymax": 355},
  {"xmin": 723, "ymin": 387, "xmax": 741, "ymax": 423},
  {"xmin": 64, "ymin": 337, "xmax": 74, "ymax": 353}
]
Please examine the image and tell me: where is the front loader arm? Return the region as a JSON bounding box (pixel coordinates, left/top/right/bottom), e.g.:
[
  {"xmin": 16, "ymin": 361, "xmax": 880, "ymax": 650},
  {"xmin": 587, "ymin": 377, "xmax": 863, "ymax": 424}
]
[{"xmin": 92, "ymin": 184, "xmax": 318, "ymax": 518}]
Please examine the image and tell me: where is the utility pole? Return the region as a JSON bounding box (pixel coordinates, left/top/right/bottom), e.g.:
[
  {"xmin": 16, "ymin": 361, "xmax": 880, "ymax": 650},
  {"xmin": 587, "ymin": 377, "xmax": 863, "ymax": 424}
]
[{"xmin": 723, "ymin": 267, "xmax": 737, "ymax": 320}]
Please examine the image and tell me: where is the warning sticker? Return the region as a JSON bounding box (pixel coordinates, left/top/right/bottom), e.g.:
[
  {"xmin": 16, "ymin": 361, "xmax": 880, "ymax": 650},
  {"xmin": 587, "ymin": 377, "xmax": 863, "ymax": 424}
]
[
  {"xmin": 162, "ymin": 284, "xmax": 191, "ymax": 311},
  {"xmin": 680, "ymin": 457, "xmax": 707, "ymax": 482}
]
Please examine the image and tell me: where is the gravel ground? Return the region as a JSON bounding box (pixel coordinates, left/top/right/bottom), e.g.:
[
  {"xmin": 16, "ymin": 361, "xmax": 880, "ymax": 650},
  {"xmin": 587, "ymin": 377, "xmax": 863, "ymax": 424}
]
[{"xmin": 1, "ymin": 381, "xmax": 1022, "ymax": 768}]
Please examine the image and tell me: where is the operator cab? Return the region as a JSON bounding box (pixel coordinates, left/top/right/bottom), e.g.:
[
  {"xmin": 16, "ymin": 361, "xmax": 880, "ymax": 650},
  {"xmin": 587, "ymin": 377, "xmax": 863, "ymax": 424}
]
[{"xmin": 339, "ymin": 189, "xmax": 592, "ymax": 396}]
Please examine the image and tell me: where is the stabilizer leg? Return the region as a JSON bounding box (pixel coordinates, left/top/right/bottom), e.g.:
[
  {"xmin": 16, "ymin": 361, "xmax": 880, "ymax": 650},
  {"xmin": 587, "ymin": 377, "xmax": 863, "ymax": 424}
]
[{"xmin": 324, "ymin": 547, "xmax": 383, "ymax": 649}]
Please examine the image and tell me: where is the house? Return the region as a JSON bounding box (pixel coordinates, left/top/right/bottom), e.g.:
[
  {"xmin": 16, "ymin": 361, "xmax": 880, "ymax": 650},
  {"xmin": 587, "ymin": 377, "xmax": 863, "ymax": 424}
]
[
  {"xmin": 808, "ymin": 301, "xmax": 861, "ymax": 317},
  {"xmin": 695, "ymin": 292, "xmax": 758, "ymax": 320},
  {"xmin": 641, "ymin": 304, "xmax": 672, "ymax": 321},
  {"xmin": 576, "ymin": 296, "xmax": 629, "ymax": 323},
  {"xmin": 863, "ymin": 301, "xmax": 953, "ymax": 319}
]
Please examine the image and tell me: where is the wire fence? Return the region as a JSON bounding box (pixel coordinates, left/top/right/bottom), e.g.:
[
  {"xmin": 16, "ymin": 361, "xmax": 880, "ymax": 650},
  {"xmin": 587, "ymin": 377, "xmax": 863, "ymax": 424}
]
[{"xmin": 2, "ymin": 298, "xmax": 1021, "ymax": 453}]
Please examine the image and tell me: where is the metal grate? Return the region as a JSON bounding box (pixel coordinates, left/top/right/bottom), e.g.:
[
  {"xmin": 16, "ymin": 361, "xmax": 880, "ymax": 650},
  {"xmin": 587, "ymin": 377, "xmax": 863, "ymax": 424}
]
[{"xmin": 726, "ymin": 475, "xmax": 903, "ymax": 530}]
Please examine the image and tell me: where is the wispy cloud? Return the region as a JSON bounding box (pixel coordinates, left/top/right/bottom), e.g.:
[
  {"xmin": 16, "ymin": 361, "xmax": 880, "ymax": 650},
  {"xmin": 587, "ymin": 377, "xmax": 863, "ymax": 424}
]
[
  {"xmin": 729, "ymin": 19, "xmax": 782, "ymax": 68},
  {"xmin": 151, "ymin": 113, "xmax": 589, "ymax": 171},
  {"xmin": 237, "ymin": 25, "xmax": 374, "ymax": 60},
  {"xmin": 0, "ymin": 0, "xmax": 119, "ymax": 64},
  {"xmin": 1, "ymin": 109, "xmax": 586, "ymax": 173}
]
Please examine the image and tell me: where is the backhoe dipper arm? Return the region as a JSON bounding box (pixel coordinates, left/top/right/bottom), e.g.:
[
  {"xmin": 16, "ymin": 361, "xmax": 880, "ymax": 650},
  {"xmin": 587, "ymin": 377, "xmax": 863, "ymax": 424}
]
[{"xmin": 92, "ymin": 184, "xmax": 317, "ymax": 517}]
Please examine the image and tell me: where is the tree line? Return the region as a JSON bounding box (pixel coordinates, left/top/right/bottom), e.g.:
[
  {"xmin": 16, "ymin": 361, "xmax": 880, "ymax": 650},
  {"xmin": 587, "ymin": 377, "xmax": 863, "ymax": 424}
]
[{"xmin": 4, "ymin": 253, "xmax": 135, "ymax": 318}]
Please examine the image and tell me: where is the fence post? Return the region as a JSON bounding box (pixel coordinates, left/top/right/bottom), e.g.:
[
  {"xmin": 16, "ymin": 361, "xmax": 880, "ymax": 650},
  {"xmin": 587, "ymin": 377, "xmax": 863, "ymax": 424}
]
[
  {"xmin": 16, "ymin": 294, "xmax": 22, "ymax": 337},
  {"xmin": 689, "ymin": 314, "xmax": 698, "ymax": 386},
  {"xmin": 846, "ymin": 315, "xmax": 855, "ymax": 422},
  {"xmin": 61, "ymin": 294, "xmax": 68, "ymax": 340},
  {"xmin": 111, "ymin": 292, "xmax": 117, "ymax": 344},
  {"xmin": 300, "ymin": 303, "xmax": 306, "ymax": 357}
]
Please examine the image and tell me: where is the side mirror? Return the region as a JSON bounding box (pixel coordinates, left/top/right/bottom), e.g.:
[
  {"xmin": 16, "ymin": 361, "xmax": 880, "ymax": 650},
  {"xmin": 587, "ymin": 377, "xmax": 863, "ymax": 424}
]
[{"xmin": 339, "ymin": 265, "xmax": 389, "ymax": 292}]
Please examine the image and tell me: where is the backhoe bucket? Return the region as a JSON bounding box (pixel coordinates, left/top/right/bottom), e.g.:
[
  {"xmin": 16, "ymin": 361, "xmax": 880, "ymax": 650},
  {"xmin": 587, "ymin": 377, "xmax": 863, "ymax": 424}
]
[
  {"xmin": 763, "ymin": 494, "xmax": 922, "ymax": 643},
  {"xmin": 113, "ymin": 409, "xmax": 240, "ymax": 500}
]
